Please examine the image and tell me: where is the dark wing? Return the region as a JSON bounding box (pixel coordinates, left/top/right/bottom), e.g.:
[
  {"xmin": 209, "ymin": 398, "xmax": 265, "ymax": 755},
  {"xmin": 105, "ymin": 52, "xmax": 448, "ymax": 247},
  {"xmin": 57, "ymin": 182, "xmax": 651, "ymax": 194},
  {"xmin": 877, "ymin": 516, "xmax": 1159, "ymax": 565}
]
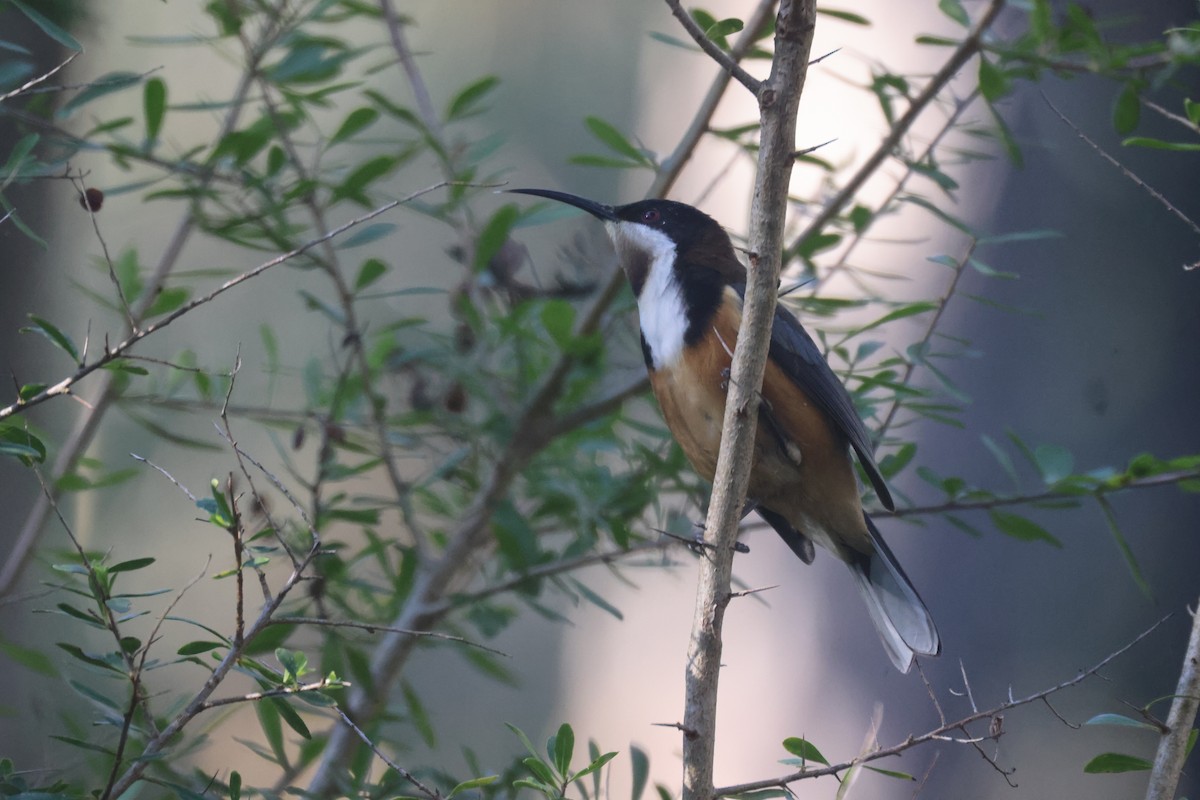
[{"xmin": 732, "ymin": 284, "xmax": 894, "ymax": 511}]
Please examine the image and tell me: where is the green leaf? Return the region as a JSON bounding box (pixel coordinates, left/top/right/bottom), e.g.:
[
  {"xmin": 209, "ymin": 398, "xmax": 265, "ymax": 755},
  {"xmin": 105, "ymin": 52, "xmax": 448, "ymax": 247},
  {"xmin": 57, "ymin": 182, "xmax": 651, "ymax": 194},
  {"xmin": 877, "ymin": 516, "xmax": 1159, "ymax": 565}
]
[
  {"xmin": 816, "ymin": 8, "xmax": 870, "ymax": 25},
  {"xmin": 938, "ymin": 0, "xmax": 969, "ymax": 26},
  {"xmin": 1084, "ymin": 713, "xmax": 1160, "ymax": 731},
  {"xmin": 781, "ymin": 736, "xmax": 829, "ymax": 765},
  {"xmin": 568, "ymin": 578, "xmax": 623, "ymax": 620},
  {"xmin": 572, "ymin": 750, "xmax": 617, "ymax": 782},
  {"xmin": 1112, "ymin": 83, "xmax": 1140, "ymax": 135},
  {"xmin": 1121, "ymin": 137, "xmax": 1200, "ymax": 152},
  {"xmin": 21, "ymin": 315, "xmax": 79, "ymax": 361},
  {"xmin": 986, "ymin": 103, "xmax": 1023, "ymax": 167},
  {"xmin": 1034, "ymin": 443, "xmax": 1073, "ymax": 484},
  {"xmin": 863, "ymin": 765, "xmax": 915, "ymax": 780},
  {"xmin": 143, "ymin": 77, "xmax": 166, "ymax": 143},
  {"xmin": 0, "ymin": 636, "xmax": 59, "ymax": 677},
  {"xmin": 330, "ymin": 107, "xmax": 379, "ymax": 146},
  {"xmin": 878, "ymin": 442, "xmax": 916, "ymax": 479},
  {"xmin": 270, "ymin": 696, "xmax": 312, "ymax": 739},
  {"xmin": 568, "ymin": 154, "xmax": 646, "ymax": 169},
  {"xmin": 448, "ymin": 776, "xmax": 499, "ymax": 799},
  {"xmin": 332, "ymin": 154, "xmax": 401, "ymax": 205},
  {"xmin": 109, "ymin": 557, "xmax": 155, "ymax": 574},
  {"xmin": 1083, "ymin": 752, "xmax": 1152, "ymax": 773},
  {"xmin": 584, "ymin": 116, "xmax": 650, "ymax": 165},
  {"xmin": 3, "ymin": 131, "xmax": 39, "ymax": 178},
  {"xmin": 541, "ymin": 299, "xmax": 576, "ymax": 349},
  {"xmin": 552, "ymin": 722, "xmax": 574, "ymax": 776},
  {"xmin": 856, "ymin": 302, "xmax": 937, "ymax": 335},
  {"xmin": 979, "ymin": 431, "xmax": 1017, "ymax": 489},
  {"xmin": 704, "ymin": 18, "xmax": 744, "ymax": 45},
  {"xmin": 523, "ymin": 756, "xmax": 556, "ymax": 785},
  {"xmin": 60, "ymin": 72, "xmax": 143, "ymax": 117},
  {"xmin": 1185, "ymin": 98, "xmax": 1200, "ymax": 126},
  {"xmin": 56, "ymin": 643, "xmax": 122, "ymax": 673},
  {"xmin": 402, "ymin": 681, "xmax": 436, "ymax": 748},
  {"xmin": 19, "ymin": 383, "xmax": 46, "ymax": 401},
  {"xmin": 338, "ymin": 222, "xmax": 397, "ymax": 249},
  {"xmin": 989, "ymin": 510, "xmax": 1062, "ymax": 547},
  {"xmin": 256, "ymin": 697, "xmax": 287, "ymax": 765},
  {"xmin": 70, "ymin": 678, "xmax": 121, "ymax": 710},
  {"xmin": 177, "ymin": 641, "xmax": 224, "ymax": 656},
  {"xmin": 978, "ymin": 57, "xmax": 1010, "ymax": 103},
  {"xmin": 630, "ymin": 745, "xmax": 650, "ymax": 800},
  {"xmin": 474, "ymin": 204, "xmax": 520, "ymax": 271},
  {"xmin": 0, "ymin": 422, "xmax": 46, "ymax": 464},
  {"xmin": 354, "ymin": 258, "xmax": 388, "ymax": 291},
  {"xmin": 145, "ymin": 286, "xmax": 191, "ymax": 318},
  {"xmin": 446, "ymin": 75, "xmax": 500, "ymax": 121},
  {"xmin": 9, "ymin": 0, "xmax": 82, "ymax": 50},
  {"xmin": 229, "ymin": 771, "xmax": 241, "ymax": 800},
  {"xmin": 507, "ymin": 722, "xmax": 541, "ymax": 758},
  {"xmin": 1096, "ymin": 496, "xmax": 1150, "ymax": 597}
]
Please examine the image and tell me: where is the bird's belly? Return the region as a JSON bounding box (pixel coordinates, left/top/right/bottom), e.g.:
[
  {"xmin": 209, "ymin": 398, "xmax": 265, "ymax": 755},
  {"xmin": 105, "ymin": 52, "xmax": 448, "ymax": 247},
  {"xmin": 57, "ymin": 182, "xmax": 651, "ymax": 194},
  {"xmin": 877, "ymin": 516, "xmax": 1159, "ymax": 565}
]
[{"xmin": 646, "ymin": 303, "xmax": 872, "ymax": 556}]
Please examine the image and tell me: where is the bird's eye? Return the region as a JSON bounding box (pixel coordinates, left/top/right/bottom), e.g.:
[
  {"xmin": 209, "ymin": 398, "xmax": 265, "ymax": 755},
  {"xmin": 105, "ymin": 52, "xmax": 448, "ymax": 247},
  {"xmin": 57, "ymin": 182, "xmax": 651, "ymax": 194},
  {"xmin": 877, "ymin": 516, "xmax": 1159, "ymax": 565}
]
[{"xmin": 642, "ymin": 208, "xmax": 661, "ymax": 224}]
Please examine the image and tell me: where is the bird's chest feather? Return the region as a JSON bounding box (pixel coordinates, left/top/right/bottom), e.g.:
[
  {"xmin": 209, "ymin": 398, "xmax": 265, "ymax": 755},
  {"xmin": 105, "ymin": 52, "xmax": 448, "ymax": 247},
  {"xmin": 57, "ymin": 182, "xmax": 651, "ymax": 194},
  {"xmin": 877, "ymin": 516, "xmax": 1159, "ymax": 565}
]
[{"xmin": 646, "ymin": 298, "xmax": 741, "ymax": 480}]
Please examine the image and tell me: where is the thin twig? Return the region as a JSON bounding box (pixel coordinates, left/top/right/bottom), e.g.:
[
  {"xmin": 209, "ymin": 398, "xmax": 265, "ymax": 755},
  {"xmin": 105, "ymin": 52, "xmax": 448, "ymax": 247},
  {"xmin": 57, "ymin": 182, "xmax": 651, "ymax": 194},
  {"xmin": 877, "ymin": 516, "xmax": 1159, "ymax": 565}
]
[
  {"xmin": 884, "ymin": 466, "xmax": 1200, "ymax": 519},
  {"xmin": 662, "ymin": 0, "xmax": 762, "ymax": 95},
  {"xmin": 333, "ymin": 706, "xmax": 442, "ymax": 800},
  {"xmin": 1042, "ymin": 93, "xmax": 1200, "ymax": 266},
  {"xmin": 0, "ymin": 51, "xmax": 80, "ymax": 102},
  {"xmin": 270, "ymin": 616, "xmax": 510, "ymax": 658},
  {"xmin": 714, "ymin": 614, "xmax": 1172, "ymax": 795}
]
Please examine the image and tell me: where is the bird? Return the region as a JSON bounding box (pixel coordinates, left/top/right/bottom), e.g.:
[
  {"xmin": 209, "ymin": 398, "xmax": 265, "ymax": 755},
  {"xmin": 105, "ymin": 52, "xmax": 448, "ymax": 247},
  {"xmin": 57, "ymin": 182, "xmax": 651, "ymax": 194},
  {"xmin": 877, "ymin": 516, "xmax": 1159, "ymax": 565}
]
[{"xmin": 508, "ymin": 188, "xmax": 940, "ymax": 673}]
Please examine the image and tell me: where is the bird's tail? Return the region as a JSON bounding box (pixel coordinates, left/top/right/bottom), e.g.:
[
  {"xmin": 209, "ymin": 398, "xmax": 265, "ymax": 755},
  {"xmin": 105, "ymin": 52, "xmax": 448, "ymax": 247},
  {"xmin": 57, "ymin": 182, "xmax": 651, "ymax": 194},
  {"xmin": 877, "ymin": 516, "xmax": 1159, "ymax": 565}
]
[{"xmin": 847, "ymin": 515, "xmax": 940, "ymax": 673}]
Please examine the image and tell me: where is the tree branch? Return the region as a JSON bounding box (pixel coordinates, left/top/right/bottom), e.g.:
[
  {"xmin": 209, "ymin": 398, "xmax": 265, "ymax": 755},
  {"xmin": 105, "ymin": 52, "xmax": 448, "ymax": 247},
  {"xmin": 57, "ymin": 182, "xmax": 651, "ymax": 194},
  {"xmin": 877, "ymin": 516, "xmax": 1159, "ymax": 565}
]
[
  {"xmin": 662, "ymin": 0, "xmax": 763, "ymax": 95},
  {"xmin": 681, "ymin": 3, "xmax": 816, "ymax": 799},
  {"xmin": 1145, "ymin": 598, "xmax": 1200, "ymax": 800}
]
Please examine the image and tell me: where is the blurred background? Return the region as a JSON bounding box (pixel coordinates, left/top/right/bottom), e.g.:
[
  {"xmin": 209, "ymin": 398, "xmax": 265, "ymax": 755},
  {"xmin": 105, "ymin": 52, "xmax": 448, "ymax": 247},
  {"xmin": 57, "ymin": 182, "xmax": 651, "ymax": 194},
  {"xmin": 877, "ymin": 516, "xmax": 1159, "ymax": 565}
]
[{"xmin": 1, "ymin": 1, "xmax": 1198, "ymax": 798}]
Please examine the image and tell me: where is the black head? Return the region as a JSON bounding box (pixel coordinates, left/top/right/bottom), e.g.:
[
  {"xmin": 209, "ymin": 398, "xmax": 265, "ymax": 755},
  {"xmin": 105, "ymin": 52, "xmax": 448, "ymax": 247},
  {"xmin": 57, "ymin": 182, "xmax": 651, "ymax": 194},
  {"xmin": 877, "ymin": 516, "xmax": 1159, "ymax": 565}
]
[{"xmin": 507, "ymin": 189, "xmax": 745, "ymax": 288}]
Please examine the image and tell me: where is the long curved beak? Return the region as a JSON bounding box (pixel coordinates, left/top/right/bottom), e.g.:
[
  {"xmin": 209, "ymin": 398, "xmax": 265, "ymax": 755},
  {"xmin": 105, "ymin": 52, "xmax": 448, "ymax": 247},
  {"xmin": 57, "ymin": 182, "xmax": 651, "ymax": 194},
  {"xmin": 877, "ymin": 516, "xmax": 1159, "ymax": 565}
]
[{"xmin": 506, "ymin": 188, "xmax": 619, "ymax": 222}]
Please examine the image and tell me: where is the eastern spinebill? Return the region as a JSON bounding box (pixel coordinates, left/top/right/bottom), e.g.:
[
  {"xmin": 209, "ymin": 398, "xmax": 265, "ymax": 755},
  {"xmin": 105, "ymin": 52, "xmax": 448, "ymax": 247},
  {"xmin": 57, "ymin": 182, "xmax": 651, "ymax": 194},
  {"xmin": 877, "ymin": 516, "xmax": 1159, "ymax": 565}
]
[{"xmin": 509, "ymin": 188, "xmax": 940, "ymax": 672}]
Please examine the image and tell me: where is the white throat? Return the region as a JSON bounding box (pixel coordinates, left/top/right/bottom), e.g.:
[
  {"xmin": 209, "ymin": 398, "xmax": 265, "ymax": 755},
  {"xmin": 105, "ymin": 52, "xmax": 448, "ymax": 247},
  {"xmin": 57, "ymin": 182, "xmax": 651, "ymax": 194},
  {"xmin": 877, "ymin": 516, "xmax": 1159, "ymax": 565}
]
[{"xmin": 608, "ymin": 222, "xmax": 688, "ymax": 370}]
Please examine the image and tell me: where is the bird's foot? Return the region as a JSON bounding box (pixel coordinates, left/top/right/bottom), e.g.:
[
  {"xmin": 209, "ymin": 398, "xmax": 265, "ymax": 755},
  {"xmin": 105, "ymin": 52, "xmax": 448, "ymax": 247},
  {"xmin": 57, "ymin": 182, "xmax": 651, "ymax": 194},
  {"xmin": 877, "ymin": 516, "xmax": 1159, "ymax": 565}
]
[{"xmin": 681, "ymin": 519, "xmax": 750, "ymax": 555}]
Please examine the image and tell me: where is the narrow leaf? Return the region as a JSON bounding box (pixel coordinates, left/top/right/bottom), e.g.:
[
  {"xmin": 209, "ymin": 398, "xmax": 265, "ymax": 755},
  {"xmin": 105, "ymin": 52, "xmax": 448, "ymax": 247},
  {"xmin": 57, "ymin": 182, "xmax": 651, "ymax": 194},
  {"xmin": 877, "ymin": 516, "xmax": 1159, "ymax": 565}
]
[
  {"xmin": 1096, "ymin": 496, "xmax": 1150, "ymax": 597},
  {"xmin": 1084, "ymin": 713, "xmax": 1159, "ymax": 731},
  {"xmin": 584, "ymin": 116, "xmax": 650, "ymax": 165},
  {"xmin": 9, "ymin": 0, "xmax": 82, "ymax": 50},
  {"xmin": 446, "ymin": 75, "xmax": 500, "ymax": 121},
  {"xmin": 782, "ymin": 736, "xmax": 829, "ymax": 765},
  {"xmin": 144, "ymin": 77, "xmax": 167, "ymax": 142},
  {"xmin": 21, "ymin": 315, "xmax": 79, "ymax": 361},
  {"xmin": 1083, "ymin": 752, "xmax": 1152, "ymax": 773},
  {"xmin": 989, "ymin": 510, "xmax": 1062, "ymax": 547}
]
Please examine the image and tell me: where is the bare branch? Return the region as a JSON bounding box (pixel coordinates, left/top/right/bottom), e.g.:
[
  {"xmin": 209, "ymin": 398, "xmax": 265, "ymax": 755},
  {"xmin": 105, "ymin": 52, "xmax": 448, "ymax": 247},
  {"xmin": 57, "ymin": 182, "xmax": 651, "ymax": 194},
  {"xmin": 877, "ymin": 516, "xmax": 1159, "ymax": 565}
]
[
  {"xmin": 0, "ymin": 51, "xmax": 80, "ymax": 102},
  {"xmin": 334, "ymin": 706, "xmax": 443, "ymax": 800},
  {"xmin": 1042, "ymin": 93, "xmax": 1200, "ymax": 270},
  {"xmin": 714, "ymin": 614, "xmax": 1172, "ymax": 795},
  {"xmin": 1145, "ymin": 598, "xmax": 1200, "ymax": 800},
  {"xmin": 683, "ymin": 3, "xmax": 817, "ymax": 799},
  {"xmin": 662, "ymin": 0, "xmax": 762, "ymax": 95}
]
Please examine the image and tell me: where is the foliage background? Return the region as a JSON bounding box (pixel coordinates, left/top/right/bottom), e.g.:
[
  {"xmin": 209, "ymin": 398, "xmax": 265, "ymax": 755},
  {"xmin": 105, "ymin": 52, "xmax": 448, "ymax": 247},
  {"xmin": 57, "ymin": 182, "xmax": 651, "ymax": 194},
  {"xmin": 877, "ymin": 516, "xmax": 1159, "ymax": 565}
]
[{"xmin": 1, "ymin": 1, "xmax": 1198, "ymax": 799}]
